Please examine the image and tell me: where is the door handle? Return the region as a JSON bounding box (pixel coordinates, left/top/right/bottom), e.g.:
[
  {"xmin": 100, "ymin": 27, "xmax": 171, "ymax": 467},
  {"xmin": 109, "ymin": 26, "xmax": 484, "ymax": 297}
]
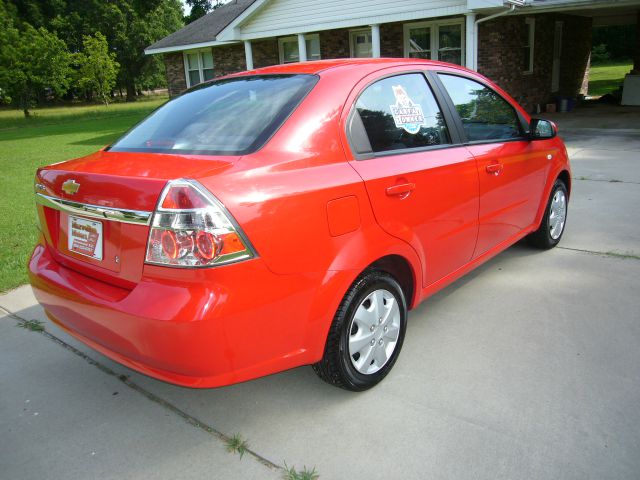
[
  {"xmin": 485, "ymin": 163, "xmax": 503, "ymax": 175},
  {"xmin": 385, "ymin": 183, "xmax": 416, "ymax": 197}
]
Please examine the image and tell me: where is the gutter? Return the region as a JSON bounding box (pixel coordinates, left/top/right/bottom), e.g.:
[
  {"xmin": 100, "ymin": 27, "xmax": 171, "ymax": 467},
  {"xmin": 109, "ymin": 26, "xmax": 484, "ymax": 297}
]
[{"xmin": 145, "ymin": 40, "xmax": 239, "ymax": 56}]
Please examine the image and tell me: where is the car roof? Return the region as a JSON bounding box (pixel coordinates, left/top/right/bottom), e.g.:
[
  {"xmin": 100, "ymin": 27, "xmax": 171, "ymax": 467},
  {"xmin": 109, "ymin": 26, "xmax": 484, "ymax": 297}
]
[{"xmin": 232, "ymin": 58, "xmax": 471, "ymax": 76}]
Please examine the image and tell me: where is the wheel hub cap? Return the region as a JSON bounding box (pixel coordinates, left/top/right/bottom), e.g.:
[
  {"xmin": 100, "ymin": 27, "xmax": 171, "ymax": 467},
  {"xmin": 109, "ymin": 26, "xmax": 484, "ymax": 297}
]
[
  {"xmin": 348, "ymin": 289, "xmax": 401, "ymax": 375},
  {"xmin": 549, "ymin": 189, "xmax": 567, "ymax": 240}
]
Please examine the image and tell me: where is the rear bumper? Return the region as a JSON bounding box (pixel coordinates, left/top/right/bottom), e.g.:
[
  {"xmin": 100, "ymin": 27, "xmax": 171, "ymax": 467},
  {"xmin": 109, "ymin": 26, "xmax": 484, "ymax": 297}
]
[{"xmin": 28, "ymin": 243, "xmax": 348, "ymax": 388}]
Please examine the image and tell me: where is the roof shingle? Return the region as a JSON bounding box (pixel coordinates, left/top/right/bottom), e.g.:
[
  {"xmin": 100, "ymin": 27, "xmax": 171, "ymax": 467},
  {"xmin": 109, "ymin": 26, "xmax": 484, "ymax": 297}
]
[{"xmin": 146, "ymin": 0, "xmax": 257, "ymax": 52}]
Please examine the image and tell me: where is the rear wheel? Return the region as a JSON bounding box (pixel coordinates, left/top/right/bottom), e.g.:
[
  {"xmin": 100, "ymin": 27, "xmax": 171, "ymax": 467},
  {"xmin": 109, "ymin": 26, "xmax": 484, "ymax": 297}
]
[
  {"xmin": 313, "ymin": 270, "xmax": 407, "ymax": 391},
  {"xmin": 527, "ymin": 179, "xmax": 568, "ymax": 249}
]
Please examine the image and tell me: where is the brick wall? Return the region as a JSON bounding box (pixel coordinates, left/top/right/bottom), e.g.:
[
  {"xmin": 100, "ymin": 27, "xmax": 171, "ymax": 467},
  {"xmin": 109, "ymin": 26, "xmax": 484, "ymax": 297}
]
[
  {"xmin": 213, "ymin": 44, "xmax": 245, "ymax": 77},
  {"xmin": 164, "ymin": 52, "xmax": 187, "ymax": 97},
  {"xmin": 164, "ymin": 42, "xmax": 279, "ymax": 97},
  {"xmin": 478, "ymin": 13, "xmax": 592, "ymax": 111},
  {"xmin": 252, "ymin": 38, "xmax": 279, "ymax": 68},
  {"xmin": 381, "ymin": 22, "xmax": 404, "ymax": 57},
  {"xmin": 560, "ymin": 14, "xmax": 593, "ymax": 97},
  {"xmin": 320, "ymin": 29, "xmax": 350, "ymax": 58},
  {"xmin": 319, "ymin": 22, "xmax": 405, "ymax": 59}
]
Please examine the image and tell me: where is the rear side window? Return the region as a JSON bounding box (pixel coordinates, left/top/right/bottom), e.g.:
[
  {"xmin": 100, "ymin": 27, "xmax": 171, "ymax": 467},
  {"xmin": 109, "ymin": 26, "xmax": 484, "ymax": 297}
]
[
  {"xmin": 438, "ymin": 74, "xmax": 522, "ymax": 142},
  {"xmin": 355, "ymin": 73, "xmax": 450, "ymax": 153},
  {"xmin": 109, "ymin": 74, "xmax": 318, "ymax": 156}
]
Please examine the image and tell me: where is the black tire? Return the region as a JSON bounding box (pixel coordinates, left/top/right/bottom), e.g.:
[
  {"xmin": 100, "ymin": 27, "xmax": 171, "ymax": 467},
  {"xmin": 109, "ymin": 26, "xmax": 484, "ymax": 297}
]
[
  {"xmin": 312, "ymin": 270, "xmax": 407, "ymax": 391},
  {"xmin": 527, "ymin": 179, "xmax": 569, "ymax": 249}
]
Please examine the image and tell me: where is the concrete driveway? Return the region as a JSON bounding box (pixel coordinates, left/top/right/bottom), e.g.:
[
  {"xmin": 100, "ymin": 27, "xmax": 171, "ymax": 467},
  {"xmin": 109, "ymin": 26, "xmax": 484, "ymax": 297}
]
[{"xmin": 2, "ymin": 104, "xmax": 639, "ymax": 480}]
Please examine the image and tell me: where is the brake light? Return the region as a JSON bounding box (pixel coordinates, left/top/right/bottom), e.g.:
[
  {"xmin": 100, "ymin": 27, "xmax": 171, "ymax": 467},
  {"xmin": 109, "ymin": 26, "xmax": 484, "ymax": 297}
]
[
  {"xmin": 145, "ymin": 179, "xmax": 256, "ymax": 267},
  {"xmin": 161, "ymin": 185, "xmax": 208, "ymax": 209}
]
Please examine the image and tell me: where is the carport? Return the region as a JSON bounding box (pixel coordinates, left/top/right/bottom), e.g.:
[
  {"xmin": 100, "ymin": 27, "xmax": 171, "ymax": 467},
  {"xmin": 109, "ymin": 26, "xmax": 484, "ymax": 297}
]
[
  {"xmin": 546, "ymin": 1, "xmax": 640, "ymax": 105},
  {"xmin": 466, "ymin": 0, "xmax": 640, "ymax": 111}
]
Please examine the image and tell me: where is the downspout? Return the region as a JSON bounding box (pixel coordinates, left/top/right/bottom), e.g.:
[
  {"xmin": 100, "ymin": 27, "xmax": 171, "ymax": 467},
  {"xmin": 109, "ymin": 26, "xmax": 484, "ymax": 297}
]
[{"xmin": 471, "ymin": 5, "xmax": 516, "ymax": 71}]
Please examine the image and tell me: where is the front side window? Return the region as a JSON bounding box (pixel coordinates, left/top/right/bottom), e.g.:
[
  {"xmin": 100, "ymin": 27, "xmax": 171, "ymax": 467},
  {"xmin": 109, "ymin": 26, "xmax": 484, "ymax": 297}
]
[
  {"xmin": 279, "ymin": 34, "xmax": 321, "ymax": 63},
  {"xmin": 185, "ymin": 50, "xmax": 214, "ymax": 87},
  {"xmin": 355, "ymin": 73, "xmax": 450, "ymax": 153},
  {"xmin": 438, "ymin": 74, "xmax": 522, "ymax": 142},
  {"xmin": 404, "ymin": 21, "xmax": 463, "ymax": 65},
  {"xmin": 109, "ymin": 74, "xmax": 318, "ymax": 156}
]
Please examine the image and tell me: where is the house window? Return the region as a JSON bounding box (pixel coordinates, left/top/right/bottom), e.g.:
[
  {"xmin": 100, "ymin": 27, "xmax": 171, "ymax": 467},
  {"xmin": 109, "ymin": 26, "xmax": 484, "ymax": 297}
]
[
  {"xmin": 406, "ymin": 26, "xmax": 431, "ymax": 59},
  {"xmin": 184, "ymin": 49, "xmax": 214, "ymax": 88},
  {"xmin": 350, "ymin": 29, "xmax": 373, "ymax": 58},
  {"xmin": 404, "ymin": 20, "xmax": 464, "ymax": 65},
  {"xmin": 522, "ymin": 18, "xmax": 535, "ymax": 73},
  {"xmin": 278, "ymin": 34, "xmax": 321, "ymax": 63}
]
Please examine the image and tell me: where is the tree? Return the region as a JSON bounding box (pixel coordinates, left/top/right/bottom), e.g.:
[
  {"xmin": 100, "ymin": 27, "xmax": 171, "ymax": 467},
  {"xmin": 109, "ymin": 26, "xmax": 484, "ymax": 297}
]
[
  {"xmin": 0, "ymin": 10, "xmax": 72, "ymax": 116},
  {"xmin": 109, "ymin": 0, "xmax": 184, "ymax": 101},
  {"xmin": 76, "ymin": 33, "xmax": 119, "ymax": 105},
  {"xmin": 184, "ymin": 0, "xmax": 225, "ymax": 24},
  {"xmin": 2, "ymin": 0, "xmax": 184, "ymax": 103}
]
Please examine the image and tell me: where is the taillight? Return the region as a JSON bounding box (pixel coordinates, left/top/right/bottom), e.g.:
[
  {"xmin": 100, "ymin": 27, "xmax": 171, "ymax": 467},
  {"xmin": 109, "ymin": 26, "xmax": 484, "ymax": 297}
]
[{"xmin": 145, "ymin": 179, "xmax": 256, "ymax": 267}]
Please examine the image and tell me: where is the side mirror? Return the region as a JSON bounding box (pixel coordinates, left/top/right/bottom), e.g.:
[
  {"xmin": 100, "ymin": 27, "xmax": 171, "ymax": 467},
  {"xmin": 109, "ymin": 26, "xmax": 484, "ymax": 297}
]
[{"xmin": 529, "ymin": 118, "xmax": 557, "ymax": 140}]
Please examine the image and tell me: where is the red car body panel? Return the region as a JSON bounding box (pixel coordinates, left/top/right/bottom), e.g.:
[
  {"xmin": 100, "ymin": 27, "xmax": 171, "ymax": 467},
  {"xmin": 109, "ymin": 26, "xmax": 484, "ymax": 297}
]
[{"xmin": 28, "ymin": 59, "xmax": 571, "ymax": 387}]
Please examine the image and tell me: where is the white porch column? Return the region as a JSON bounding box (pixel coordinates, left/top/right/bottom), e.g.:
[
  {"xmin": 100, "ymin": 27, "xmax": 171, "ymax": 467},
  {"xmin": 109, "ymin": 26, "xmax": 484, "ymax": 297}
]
[
  {"xmin": 244, "ymin": 40, "xmax": 254, "ymax": 70},
  {"xmin": 297, "ymin": 33, "xmax": 307, "ymax": 62},
  {"xmin": 465, "ymin": 13, "xmax": 476, "ymax": 70},
  {"xmin": 371, "ymin": 24, "xmax": 381, "ymax": 58}
]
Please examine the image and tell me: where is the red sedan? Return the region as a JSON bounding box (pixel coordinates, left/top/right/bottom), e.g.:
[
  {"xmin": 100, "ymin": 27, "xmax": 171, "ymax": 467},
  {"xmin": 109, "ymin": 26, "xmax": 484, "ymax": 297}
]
[{"xmin": 29, "ymin": 59, "xmax": 570, "ymax": 391}]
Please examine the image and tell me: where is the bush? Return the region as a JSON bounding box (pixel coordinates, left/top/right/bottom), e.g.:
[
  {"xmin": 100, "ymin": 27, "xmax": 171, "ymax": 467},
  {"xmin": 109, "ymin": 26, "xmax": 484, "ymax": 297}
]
[{"xmin": 591, "ymin": 44, "xmax": 610, "ymax": 64}]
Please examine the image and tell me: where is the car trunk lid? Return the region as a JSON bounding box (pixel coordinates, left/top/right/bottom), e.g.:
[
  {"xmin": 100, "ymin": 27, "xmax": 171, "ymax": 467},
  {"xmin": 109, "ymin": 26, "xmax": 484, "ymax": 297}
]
[{"xmin": 35, "ymin": 150, "xmax": 237, "ymax": 288}]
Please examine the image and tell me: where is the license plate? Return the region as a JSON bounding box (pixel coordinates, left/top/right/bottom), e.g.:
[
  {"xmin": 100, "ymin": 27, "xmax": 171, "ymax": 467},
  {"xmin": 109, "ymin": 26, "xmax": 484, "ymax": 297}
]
[{"xmin": 68, "ymin": 216, "xmax": 103, "ymax": 260}]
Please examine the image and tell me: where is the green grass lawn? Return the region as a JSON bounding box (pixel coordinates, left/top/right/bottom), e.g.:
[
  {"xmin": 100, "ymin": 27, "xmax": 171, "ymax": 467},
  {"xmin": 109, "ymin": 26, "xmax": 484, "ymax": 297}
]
[
  {"xmin": 588, "ymin": 62, "xmax": 633, "ymax": 97},
  {"xmin": 0, "ymin": 95, "xmax": 168, "ymax": 292}
]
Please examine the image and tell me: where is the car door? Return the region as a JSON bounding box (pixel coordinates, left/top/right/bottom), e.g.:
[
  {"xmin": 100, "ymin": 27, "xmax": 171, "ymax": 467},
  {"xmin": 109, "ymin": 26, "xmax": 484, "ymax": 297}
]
[
  {"xmin": 436, "ymin": 73, "xmax": 549, "ymax": 257},
  {"xmin": 345, "ymin": 71, "xmax": 479, "ymax": 287}
]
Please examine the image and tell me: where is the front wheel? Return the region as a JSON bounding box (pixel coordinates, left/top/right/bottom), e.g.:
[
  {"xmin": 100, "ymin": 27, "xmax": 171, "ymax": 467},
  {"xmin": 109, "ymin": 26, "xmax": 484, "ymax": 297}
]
[
  {"xmin": 527, "ymin": 179, "xmax": 569, "ymax": 249},
  {"xmin": 312, "ymin": 270, "xmax": 407, "ymax": 391}
]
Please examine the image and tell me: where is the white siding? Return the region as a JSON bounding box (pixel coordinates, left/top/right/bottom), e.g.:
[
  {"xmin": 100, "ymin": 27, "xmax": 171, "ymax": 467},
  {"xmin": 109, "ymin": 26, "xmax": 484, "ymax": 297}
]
[{"xmin": 237, "ymin": 0, "xmax": 467, "ymax": 39}]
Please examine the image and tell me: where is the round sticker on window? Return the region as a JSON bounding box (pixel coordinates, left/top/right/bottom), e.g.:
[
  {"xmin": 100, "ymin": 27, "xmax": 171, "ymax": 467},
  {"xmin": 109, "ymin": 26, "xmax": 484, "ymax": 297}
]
[{"xmin": 390, "ymin": 85, "xmax": 427, "ymax": 134}]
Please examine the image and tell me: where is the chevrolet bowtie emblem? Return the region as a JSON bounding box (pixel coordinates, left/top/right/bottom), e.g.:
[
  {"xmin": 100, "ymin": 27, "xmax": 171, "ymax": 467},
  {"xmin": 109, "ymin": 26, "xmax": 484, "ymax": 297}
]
[{"xmin": 61, "ymin": 179, "xmax": 80, "ymax": 195}]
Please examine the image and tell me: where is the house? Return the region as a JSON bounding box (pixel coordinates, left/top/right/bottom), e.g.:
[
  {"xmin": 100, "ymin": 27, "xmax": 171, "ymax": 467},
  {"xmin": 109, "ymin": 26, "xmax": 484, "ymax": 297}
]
[{"xmin": 146, "ymin": 0, "xmax": 640, "ymax": 111}]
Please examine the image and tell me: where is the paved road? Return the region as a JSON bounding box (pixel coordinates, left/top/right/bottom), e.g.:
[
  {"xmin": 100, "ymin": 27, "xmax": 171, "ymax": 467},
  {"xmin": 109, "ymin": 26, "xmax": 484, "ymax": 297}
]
[{"xmin": 2, "ymin": 106, "xmax": 639, "ymax": 480}]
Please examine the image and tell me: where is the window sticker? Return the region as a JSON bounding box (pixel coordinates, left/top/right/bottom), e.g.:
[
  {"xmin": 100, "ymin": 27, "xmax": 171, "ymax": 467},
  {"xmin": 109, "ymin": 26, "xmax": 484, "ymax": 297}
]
[{"xmin": 389, "ymin": 85, "xmax": 427, "ymax": 134}]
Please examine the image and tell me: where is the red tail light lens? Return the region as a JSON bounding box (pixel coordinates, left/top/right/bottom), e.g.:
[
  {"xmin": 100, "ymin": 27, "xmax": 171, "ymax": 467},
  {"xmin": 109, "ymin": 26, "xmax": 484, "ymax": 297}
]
[
  {"xmin": 195, "ymin": 231, "xmax": 217, "ymax": 260},
  {"xmin": 145, "ymin": 179, "xmax": 256, "ymax": 267},
  {"xmin": 161, "ymin": 231, "xmax": 178, "ymax": 259},
  {"xmin": 161, "ymin": 186, "xmax": 208, "ymax": 209}
]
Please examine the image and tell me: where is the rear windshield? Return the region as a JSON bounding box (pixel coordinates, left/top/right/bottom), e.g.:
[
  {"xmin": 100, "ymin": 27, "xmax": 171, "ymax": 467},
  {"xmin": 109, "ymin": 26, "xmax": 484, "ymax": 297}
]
[{"xmin": 108, "ymin": 74, "xmax": 318, "ymax": 156}]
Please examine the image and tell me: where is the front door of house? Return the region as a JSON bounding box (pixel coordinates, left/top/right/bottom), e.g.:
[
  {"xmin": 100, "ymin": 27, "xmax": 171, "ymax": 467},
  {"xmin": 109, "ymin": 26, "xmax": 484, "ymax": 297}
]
[
  {"xmin": 551, "ymin": 21, "xmax": 563, "ymax": 92},
  {"xmin": 351, "ymin": 30, "xmax": 372, "ymax": 58}
]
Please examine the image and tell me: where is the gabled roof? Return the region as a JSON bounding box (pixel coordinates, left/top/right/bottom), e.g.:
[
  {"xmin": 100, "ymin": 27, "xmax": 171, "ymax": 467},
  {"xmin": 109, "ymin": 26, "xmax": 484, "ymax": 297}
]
[{"xmin": 145, "ymin": 0, "xmax": 257, "ymax": 54}]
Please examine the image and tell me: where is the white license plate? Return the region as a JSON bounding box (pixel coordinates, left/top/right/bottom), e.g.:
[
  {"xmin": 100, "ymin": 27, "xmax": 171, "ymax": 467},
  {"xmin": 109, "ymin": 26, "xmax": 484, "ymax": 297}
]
[{"xmin": 68, "ymin": 216, "xmax": 103, "ymax": 260}]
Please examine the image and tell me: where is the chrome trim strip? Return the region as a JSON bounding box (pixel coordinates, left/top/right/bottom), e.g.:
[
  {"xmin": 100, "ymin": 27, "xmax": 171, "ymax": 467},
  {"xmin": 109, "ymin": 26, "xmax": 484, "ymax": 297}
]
[{"xmin": 35, "ymin": 193, "xmax": 152, "ymax": 225}]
